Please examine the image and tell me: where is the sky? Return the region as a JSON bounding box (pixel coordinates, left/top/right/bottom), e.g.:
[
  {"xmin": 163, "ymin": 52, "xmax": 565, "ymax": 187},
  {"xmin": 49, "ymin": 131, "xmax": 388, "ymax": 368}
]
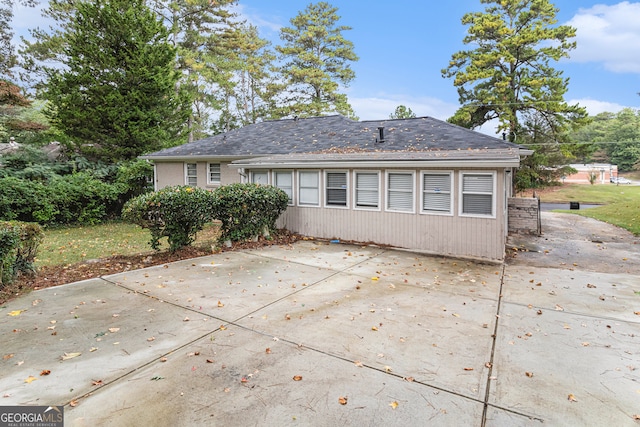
[{"xmin": 13, "ymin": 0, "xmax": 640, "ymax": 135}]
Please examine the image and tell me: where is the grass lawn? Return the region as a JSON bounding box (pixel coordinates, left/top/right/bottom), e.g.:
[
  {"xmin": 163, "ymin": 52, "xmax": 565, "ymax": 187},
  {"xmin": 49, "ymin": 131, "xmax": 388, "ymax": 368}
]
[
  {"xmin": 537, "ymin": 183, "xmax": 640, "ymax": 235},
  {"xmin": 36, "ymin": 221, "xmax": 220, "ymax": 267}
]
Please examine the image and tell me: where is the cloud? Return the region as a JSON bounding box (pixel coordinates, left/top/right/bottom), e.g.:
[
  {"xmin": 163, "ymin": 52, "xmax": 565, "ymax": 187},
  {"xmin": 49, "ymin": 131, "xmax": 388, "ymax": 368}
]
[
  {"xmin": 231, "ymin": 4, "xmax": 283, "ymax": 35},
  {"xmin": 566, "ymin": 1, "xmax": 640, "ymax": 73},
  {"xmin": 568, "ymin": 98, "xmax": 633, "ymax": 115},
  {"xmin": 349, "ymin": 95, "xmax": 458, "ymax": 121}
]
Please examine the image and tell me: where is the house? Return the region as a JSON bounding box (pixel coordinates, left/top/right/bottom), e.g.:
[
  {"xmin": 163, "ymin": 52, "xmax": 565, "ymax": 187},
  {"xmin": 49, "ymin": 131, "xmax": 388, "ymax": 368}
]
[
  {"xmin": 563, "ymin": 163, "xmax": 618, "ymax": 184},
  {"xmin": 142, "ymin": 115, "xmax": 533, "ymax": 262}
]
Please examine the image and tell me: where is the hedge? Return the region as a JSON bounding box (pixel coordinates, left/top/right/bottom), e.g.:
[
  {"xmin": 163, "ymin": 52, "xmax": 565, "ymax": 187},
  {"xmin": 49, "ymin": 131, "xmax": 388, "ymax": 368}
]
[{"xmin": 0, "ymin": 221, "xmax": 44, "ymax": 288}]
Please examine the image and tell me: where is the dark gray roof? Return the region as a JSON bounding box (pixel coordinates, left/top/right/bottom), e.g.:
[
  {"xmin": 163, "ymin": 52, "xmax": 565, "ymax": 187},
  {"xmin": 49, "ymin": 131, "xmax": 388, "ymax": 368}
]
[{"xmin": 142, "ymin": 115, "xmax": 521, "ymax": 160}]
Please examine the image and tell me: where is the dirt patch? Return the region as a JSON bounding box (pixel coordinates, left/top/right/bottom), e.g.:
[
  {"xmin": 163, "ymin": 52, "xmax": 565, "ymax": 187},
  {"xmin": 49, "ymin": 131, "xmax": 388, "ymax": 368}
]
[{"xmin": 1, "ymin": 231, "xmax": 299, "ymax": 305}]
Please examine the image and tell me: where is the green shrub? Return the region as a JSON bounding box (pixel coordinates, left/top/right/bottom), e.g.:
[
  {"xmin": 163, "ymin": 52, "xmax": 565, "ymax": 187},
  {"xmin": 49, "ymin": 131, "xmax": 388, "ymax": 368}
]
[
  {"xmin": 47, "ymin": 172, "xmax": 122, "ymax": 225},
  {"xmin": 212, "ymin": 183, "xmax": 289, "ymax": 243},
  {"xmin": 0, "ymin": 221, "xmax": 44, "ymax": 288},
  {"xmin": 0, "ymin": 177, "xmax": 58, "ymax": 223},
  {"xmin": 122, "ymin": 185, "xmax": 217, "ymax": 252}
]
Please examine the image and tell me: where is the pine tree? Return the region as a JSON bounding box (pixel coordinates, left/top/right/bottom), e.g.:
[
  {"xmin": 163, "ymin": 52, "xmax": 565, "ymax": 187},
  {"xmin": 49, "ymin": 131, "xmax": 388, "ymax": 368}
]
[
  {"xmin": 442, "ymin": 0, "xmax": 588, "ymax": 139},
  {"xmin": 390, "ymin": 105, "xmax": 416, "ymax": 119},
  {"xmin": 274, "ymin": 1, "xmax": 358, "ymax": 119},
  {"xmin": 42, "ymin": 0, "xmax": 190, "ymax": 162}
]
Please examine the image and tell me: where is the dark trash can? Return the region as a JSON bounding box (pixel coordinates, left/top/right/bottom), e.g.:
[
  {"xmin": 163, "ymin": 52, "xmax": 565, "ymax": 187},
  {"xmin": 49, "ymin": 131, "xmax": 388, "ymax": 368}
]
[{"xmin": 569, "ymin": 201, "xmax": 580, "ymax": 210}]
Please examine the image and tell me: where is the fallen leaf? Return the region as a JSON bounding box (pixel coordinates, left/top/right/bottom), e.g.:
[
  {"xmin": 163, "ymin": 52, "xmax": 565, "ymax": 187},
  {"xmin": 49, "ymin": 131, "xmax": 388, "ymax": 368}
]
[
  {"xmin": 183, "ymin": 317, "xmax": 190, "ymax": 322},
  {"xmin": 389, "ymin": 401, "xmax": 399, "ymax": 409},
  {"xmin": 403, "ymin": 376, "xmax": 414, "ymax": 382},
  {"xmin": 587, "ymin": 284, "xmax": 596, "ymax": 288},
  {"xmin": 24, "ymin": 376, "xmax": 37, "ymax": 383},
  {"xmin": 371, "ymin": 326, "xmax": 378, "ymax": 331},
  {"xmin": 582, "ymin": 342, "xmax": 590, "ymax": 347},
  {"xmin": 354, "ymin": 361, "xmax": 363, "ymax": 367},
  {"xmin": 61, "ymin": 352, "xmax": 81, "ymax": 360},
  {"xmin": 219, "ymin": 324, "xmax": 226, "ymax": 330},
  {"xmin": 91, "ymin": 379, "xmax": 103, "ymax": 386},
  {"xmin": 90, "ymin": 347, "xmax": 98, "ymax": 352},
  {"xmin": 217, "ymin": 301, "xmax": 224, "ymax": 307},
  {"xmin": 206, "ymin": 359, "xmax": 214, "ymax": 363},
  {"xmin": 463, "ymin": 367, "xmax": 474, "ymax": 371},
  {"xmin": 8, "ymin": 310, "xmax": 26, "ymax": 316},
  {"xmin": 265, "ymin": 348, "xmax": 272, "ymax": 354},
  {"xmin": 338, "ymin": 396, "xmax": 348, "ymax": 405},
  {"xmin": 40, "ymin": 370, "xmax": 51, "ymax": 376},
  {"xmin": 371, "ymin": 277, "xmax": 379, "ymax": 281},
  {"xmin": 160, "ymin": 357, "xmax": 168, "ymax": 362},
  {"xmin": 108, "ymin": 328, "xmax": 120, "ymax": 333},
  {"xmin": 634, "ymin": 311, "xmax": 640, "ymax": 316},
  {"xmin": 3, "ymin": 354, "xmax": 14, "ymax": 360},
  {"xmin": 384, "ymin": 366, "xmax": 392, "ymax": 372},
  {"xmin": 293, "ymin": 375, "xmax": 303, "ymax": 381},
  {"xmin": 150, "ymin": 376, "xmax": 164, "ymax": 381},
  {"xmin": 285, "ymin": 314, "xmax": 291, "ymax": 320},
  {"xmin": 69, "ymin": 400, "xmax": 79, "ymax": 407},
  {"xmin": 485, "ymin": 362, "xmax": 492, "ymax": 368},
  {"xmin": 632, "ymin": 414, "xmax": 640, "ymax": 420},
  {"xmin": 147, "ymin": 336, "xmax": 155, "ymax": 342},
  {"xmin": 568, "ymin": 393, "xmax": 577, "ymax": 402},
  {"xmin": 525, "ymin": 372, "xmax": 534, "ymax": 378},
  {"xmin": 555, "ymin": 304, "xmax": 564, "ymax": 311}
]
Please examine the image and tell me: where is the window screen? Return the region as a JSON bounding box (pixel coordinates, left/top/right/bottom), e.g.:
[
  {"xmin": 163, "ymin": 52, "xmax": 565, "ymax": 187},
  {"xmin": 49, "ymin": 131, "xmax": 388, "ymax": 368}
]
[
  {"xmin": 299, "ymin": 171, "xmax": 319, "ymax": 206},
  {"xmin": 355, "ymin": 172, "xmax": 379, "ymax": 208},
  {"xmin": 274, "ymin": 171, "xmax": 293, "ymax": 204},
  {"xmin": 462, "ymin": 174, "xmax": 493, "ymax": 216},
  {"xmin": 422, "ymin": 173, "xmax": 451, "ymax": 213},
  {"xmin": 387, "ymin": 172, "xmax": 413, "ymax": 212}
]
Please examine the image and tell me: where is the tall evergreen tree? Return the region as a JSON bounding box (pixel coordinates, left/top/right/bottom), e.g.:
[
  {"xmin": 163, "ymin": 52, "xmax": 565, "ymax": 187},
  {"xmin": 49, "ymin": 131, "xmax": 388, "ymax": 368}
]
[
  {"xmin": 0, "ymin": 0, "xmax": 37, "ymax": 77},
  {"xmin": 274, "ymin": 2, "xmax": 358, "ymax": 119},
  {"xmin": 390, "ymin": 105, "xmax": 416, "ymax": 119},
  {"xmin": 42, "ymin": 0, "xmax": 190, "ymax": 162},
  {"xmin": 441, "ymin": 0, "xmax": 588, "ymax": 139}
]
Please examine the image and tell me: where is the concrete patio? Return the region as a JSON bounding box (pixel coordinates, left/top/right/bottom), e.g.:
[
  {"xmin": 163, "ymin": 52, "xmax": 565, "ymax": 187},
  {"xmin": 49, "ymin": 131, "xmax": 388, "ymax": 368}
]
[{"xmin": 1, "ymin": 212, "xmax": 639, "ymax": 426}]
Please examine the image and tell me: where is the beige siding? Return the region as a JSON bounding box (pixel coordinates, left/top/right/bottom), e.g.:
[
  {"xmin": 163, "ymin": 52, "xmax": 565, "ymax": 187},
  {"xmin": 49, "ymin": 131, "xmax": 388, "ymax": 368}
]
[
  {"xmin": 153, "ymin": 161, "xmax": 241, "ymax": 189},
  {"xmin": 273, "ymin": 167, "xmax": 507, "ymax": 262}
]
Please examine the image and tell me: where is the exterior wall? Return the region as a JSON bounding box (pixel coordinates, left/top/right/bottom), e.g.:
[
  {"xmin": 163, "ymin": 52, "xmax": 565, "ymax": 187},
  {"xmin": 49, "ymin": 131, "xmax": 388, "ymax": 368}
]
[
  {"xmin": 153, "ymin": 161, "xmax": 240, "ymax": 190},
  {"xmin": 508, "ymin": 197, "xmax": 540, "ymax": 235},
  {"xmin": 564, "ymin": 164, "xmax": 617, "ymax": 184},
  {"xmin": 267, "ymin": 167, "xmax": 508, "ymax": 262}
]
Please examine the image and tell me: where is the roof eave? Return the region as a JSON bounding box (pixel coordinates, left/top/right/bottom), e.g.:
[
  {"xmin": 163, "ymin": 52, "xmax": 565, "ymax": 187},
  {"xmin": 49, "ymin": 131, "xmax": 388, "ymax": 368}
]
[{"xmin": 230, "ymin": 159, "xmax": 521, "ymax": 169}]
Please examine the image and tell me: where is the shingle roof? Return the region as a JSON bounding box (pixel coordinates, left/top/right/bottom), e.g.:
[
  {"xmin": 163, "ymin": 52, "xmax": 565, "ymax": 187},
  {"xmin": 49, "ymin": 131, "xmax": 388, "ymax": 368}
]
[{"xmin": 142, "ymin": 115, "xmax": 522, "ymax": 160}]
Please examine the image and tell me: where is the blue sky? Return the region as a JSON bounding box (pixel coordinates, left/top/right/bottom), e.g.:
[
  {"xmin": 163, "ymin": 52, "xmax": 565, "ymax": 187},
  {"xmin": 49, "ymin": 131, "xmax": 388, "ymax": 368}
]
[
  {"xmin": 236, "ymin": 0, "xmax": 640, "ymax": 131},
  {"xmin": 14, "ymin": 0, "xmax": 640, "ymax": 133}
]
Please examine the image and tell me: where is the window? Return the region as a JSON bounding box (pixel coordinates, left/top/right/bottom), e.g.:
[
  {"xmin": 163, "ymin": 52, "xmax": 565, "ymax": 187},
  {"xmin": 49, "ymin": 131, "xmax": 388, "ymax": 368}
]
[
  {"xmin": 274, "ymin": 171, "xmax": 293, "ymax": 204},
  {"xmin": 251, "ymin": 170, "xmax": 269, "ymax": 185},
  {"xmin": 386, "ymin": 172, "xmax": 414, "ymax": 212},
  {"xmin": 208, "ymin": 163, "xmax": 221, "ymax": 184},
  {"xmin": 461, "ymin": 173, "xmax": 495, "ymax": 216},
  {"xmin": 186, "ymin": 163, "xmax": 197, "ymax": 186},
  {"xmin": 326, "ymin": 171, "xmax": 347, "ymax": 207},
  {"xmin": 298, "ymin": 171, "xmax": 320, "ymax": 206},
  {"xmin": 354, "ymin": 172, "xmax": 379, "ymax": 209},
  {"xmin": 422, "ymin": 172, "xmax": 452, "ymax": 214}
]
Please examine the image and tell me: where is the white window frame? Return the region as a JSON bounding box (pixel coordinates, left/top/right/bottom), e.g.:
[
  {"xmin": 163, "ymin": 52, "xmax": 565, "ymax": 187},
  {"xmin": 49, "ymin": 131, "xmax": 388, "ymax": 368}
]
[
  {"xmin": 207, "ymin": 163, "xmax": 221, "ymax": 185},
  {"xmin": 353, "ymin": 171, "xmax": 381, "ymax": 211},
  {"xmin": 273, "ymin": 170, "xmax": 294, "ymax": 205},
  {"xmin": 250, "ymin": 170, "xmax": 269, "ymax": 185},
  {"xmin": 298, "ymin": 170, "xmax": 320, "ymax": 207},
  {"xmin": 324, "ymin": 170, "xmax": 349, "ymax": 209},
  {"xmin": 420, "ymin": 171, "xmax": 453, "ymax": 216},
  {"xmin": 459, "ymin": 171, "xmax": 496, "ymax": 218},
  {"xmin": 385, "ymin": 171, "xmax": 415, "ymax": 213},
  {"xmin": 185, "ymin": 163, "xmax": 197, "ymax": 187}
]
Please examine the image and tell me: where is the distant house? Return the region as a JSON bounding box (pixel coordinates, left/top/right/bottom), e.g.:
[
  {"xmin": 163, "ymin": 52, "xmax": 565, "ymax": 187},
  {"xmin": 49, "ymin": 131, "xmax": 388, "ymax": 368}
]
[
  {"xmin": 142, "ymin": 115, "xmax": 533, "ymax": 262},
  {"xmin": 563, "ymin": 163, "xmax": 618, "ymax": 184}
]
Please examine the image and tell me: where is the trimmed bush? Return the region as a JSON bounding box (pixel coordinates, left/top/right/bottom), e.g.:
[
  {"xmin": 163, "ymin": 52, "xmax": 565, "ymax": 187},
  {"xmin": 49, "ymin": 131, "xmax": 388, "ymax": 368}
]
[
  {"xmin": 0, "ymin": 177, "xmax": 58, "ymax": 223},
  {"xmin": 212, "ymin": 183, "xmax": 289, "ymax": 243},
  {"xmin": 122, "ymin": 185, "xmax": 217, "ymax": 252},
  {"xmin": 0, "ymin": 221, "xmax": 44, "ymax": 288}
]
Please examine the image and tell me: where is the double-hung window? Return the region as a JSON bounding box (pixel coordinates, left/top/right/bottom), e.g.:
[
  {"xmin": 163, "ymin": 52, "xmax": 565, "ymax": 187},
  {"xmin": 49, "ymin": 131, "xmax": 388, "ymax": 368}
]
[
  {"xmin": 386, "ymin": 172, "xmax": 414, "ymax": 212},
  {"xmin": 354, "ymin": 172, "xmax": 379, "ymax": 209},
  {"xmin": 251, "ymin": 170, "xmax": 269, "ymax": 185},
  {"xmin": 185, "ymin": 163, "xmax": 197, "ymax": 187},
  {"xmin": 208, "ymin": 163, "xmax": 221, "ymax": 185},
  {"xmin": 298, "ymin": 171, "xmax": 320, "ymax": 206},
  {"xmin": 274, "ymin": 171, "xmax": 294, "ymax": 205},
  {"xmin": 422, "ymin": 172, "xmax": 452, "ymax": 215},
  {"xmin": 461, "ymin": 172, "xmax": 495, "ymax": 216},
  {"xmin": 326, "ymin": 171, "xmax": 347, "ymax": 207}
]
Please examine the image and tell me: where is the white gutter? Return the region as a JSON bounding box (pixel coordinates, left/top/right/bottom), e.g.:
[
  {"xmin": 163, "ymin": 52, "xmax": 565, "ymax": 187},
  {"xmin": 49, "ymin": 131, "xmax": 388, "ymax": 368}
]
[{"xmin": 229, "ymin": 159, "xmax": 521, "ymax": 169}]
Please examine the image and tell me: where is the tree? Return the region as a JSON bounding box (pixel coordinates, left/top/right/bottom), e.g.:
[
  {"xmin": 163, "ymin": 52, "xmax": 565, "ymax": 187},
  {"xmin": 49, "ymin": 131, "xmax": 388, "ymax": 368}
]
[
  {"xmin": 568, "ymin": 108, "xmax": 640, "ymax": 171},
  {"xmin": 0, "ymin": 0, "xmax": 37, "ymax": 77},
  {"xmin": 274, "ymin": 2, "xmax": 358, "ymax": 119},
  {"xmin": 442, "ymin": 0, "xmax": 588, "ymax": 139},
  {"xmin": 390, "ymin": 105, "xmax": 416, "ymax": 119},
  {"xmin": 41, "ymin": 0, "xmax": 191, "ymax": 162}
]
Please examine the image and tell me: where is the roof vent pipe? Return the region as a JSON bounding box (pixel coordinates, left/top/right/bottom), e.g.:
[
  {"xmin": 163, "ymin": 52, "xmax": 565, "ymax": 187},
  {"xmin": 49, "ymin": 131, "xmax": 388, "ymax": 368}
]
[{"xmin": 377, "ymin": 126, "xmax": 385, "ymax": 143}]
